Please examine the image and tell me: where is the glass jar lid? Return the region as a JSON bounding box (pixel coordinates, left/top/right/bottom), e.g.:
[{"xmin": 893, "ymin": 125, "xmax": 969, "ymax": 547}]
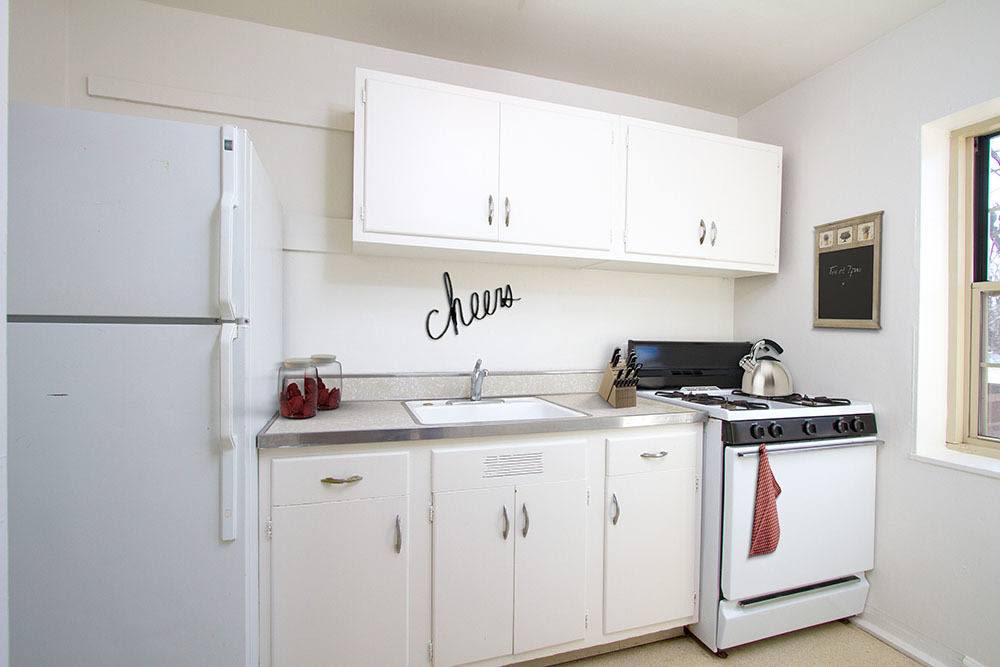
[
  {"xmin": 283, "ymin": 357, "xmax": 314, "ymax": 369},
  {"xmin": 311, "ymin": 354, "xmax": 337, "ymax": 364}
]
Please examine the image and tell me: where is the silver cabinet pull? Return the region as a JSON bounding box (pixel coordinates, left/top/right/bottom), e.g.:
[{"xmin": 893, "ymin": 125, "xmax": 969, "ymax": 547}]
[
  {"xmin": 640, "ymin": 451, "xmax": 669, "ymax": 459},
  {"xmin": 505, "ymin": 197, "xmax": 511, "ymax": 227},
  {"xmin": 710, "ymin": 221, "xmax": 718, "ymax": 246},
  {"xmin": 698, "ymin": 219, "xmax": 707, "ymax": 245},
  {"xmin": 501, "ymin": 505, "xmax": 510, "ymax": 540},
  {"xmin": 488, "ymin": 195, "xmax": 494, "ymax": 225},
  {"xmin": 321, "ymin": 475, "xmax": 363, "ymax": 485},
  {"xmin": 611, "ymin": 493, "xmax": 621, "ymax": 525},
  {"xmin": 394, "ymin": 515, "xmax": 402, "ymax": 554},
  {"xmin": 521, "ymin": 503, "xmax": 529, "ymax": 538}
]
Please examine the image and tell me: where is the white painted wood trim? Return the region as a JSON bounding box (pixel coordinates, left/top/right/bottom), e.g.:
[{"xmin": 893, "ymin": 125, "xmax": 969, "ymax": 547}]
[
  {"xmin": 86, "ymin": 74, "xmax": 354, "ymax": 131},
  {"xmin": 851, "ymin": 605, "xmax": 968, "ymax": 667}
]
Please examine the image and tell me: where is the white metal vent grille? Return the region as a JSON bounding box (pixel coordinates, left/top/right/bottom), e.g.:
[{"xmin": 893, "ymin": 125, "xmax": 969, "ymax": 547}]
[{"xmin": 482, "ymin": 451, "xmax": 544, "ymax": 478}]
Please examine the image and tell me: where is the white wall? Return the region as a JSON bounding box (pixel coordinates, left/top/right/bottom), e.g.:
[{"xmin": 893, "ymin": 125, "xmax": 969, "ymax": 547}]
[
  {"xmin": 12, "ymin": 0, "xmax": 738, "ymax": 373},
  {"xmin": 735, "ymin": 0, "xmax": 1000, "ymax": 663}
]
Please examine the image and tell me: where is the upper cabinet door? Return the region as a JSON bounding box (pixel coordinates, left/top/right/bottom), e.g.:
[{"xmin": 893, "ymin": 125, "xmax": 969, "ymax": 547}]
[
  {"xmin": 362, "ymin": 79, "xmax": 500, "ymax": 241},
  {"xmin": 624, "ymin": 124, "xmax": 721, "ymax": 260},
  {"xmin": 499, "ymin": 104, "xmax": 615, "ymax": 251},
  {"xmin": 710, "ymin": 143, "xmax": 781, "ymax": 266}
]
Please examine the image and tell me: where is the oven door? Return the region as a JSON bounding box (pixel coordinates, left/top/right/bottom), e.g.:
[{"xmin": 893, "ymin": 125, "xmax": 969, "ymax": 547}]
[{"xmin": 721, "ymin": 437, "xmax": 877, "ymax": 602}]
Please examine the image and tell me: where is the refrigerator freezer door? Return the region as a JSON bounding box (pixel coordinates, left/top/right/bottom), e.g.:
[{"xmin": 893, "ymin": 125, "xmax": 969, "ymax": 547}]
[
  {"xmin": 8, "ymin": 104, "xmax": 246, "ymax": 319},
  {"xmin": 9, "ymin": 322, "xmax": 250, "ymax": 667}
]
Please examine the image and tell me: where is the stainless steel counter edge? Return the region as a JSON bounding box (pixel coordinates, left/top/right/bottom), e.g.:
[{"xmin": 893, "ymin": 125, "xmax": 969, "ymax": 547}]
[{"xmin": 258, "ymin": 408, "xmax": 704, "ymax": 448}]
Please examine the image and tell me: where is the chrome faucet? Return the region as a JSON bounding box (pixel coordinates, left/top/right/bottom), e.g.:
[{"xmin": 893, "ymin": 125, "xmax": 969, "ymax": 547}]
[{"xmin": 470, "ymin": 358, "xmax": 489, "ymax": 401}]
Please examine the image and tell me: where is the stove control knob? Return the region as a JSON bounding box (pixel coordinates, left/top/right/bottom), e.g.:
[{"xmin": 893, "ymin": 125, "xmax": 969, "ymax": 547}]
[
  {"xmin": 768, "ymin": 422, "xmax": 784, "ymax": 438},
  {"xmin": 834, "ymin": 418, "xmax": 849, "ymax": 434},
  {"xmin": 750, "ymin": 423, "xmax": 766, "ymax": 439},
  {"xmin": 802, "ymin": 421, "xmax": 818, "ymax": 435},
  {"xmin": 850, "ymin": 417, "xmax": 866, "ymax": 433}
]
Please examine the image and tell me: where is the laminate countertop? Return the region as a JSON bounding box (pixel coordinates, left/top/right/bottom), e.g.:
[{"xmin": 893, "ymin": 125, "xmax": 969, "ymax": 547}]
[{"xmin": 257, "ymin": 393, "xmax": 703, "ymax": 448}]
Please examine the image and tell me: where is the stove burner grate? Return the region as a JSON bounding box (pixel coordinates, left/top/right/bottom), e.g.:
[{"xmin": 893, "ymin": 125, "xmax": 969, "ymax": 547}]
[
  {"xmin": 731, "ymin": 390, "xmax": 851, "ymax": 407},
  {"xmin": 655, "ymin": 391, "xmax": 769, "ymax": 411}
]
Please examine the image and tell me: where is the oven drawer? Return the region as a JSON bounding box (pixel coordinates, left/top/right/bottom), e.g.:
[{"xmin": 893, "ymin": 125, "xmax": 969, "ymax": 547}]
[{"xmin": 721, "ymin": 438, "xmax": 877, "ymax": 602}]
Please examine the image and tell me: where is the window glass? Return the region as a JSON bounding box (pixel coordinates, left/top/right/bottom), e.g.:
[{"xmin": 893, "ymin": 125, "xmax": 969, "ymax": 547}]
[{"xmin": 982, "ymin": 133, "xmax": 1000, "ymax": 281}]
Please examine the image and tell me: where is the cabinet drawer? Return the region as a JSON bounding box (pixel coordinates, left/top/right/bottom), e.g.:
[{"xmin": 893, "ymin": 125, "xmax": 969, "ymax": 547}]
[
  {"xmin": 606, "ymin": 425, "xmax": 699, "ymax": 476},
  {"xmin": 271, "ymin": 452, "xmax": 408, "ymax": 506}
]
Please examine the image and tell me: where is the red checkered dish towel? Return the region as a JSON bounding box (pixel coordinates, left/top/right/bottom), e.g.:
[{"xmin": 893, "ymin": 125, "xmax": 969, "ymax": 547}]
[{"xmin": 749, "ymin": 443, "xmax": 782, "ymax": 557}]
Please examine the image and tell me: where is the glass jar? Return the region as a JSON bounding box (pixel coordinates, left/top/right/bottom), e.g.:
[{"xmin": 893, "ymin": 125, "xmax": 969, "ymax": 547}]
[
  {"xmin": 311, "ymin": 354, "xmax": 342, "ymax": 410},
  {"xmin": 278, "ymin": 358, "xmax": 318, "ymax": 419}
]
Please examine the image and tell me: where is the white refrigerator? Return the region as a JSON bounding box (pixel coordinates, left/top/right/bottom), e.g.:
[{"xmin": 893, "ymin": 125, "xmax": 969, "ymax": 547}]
[{"xmin": 7, "ymin": 103, "xmax": 283, "ymax": 667}]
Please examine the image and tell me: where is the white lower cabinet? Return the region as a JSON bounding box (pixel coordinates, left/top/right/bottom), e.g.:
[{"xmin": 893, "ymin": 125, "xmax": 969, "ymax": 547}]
[
  {"xmin": 431, "ymin": 440, "xmax": 588, "ymax": 666},
  {"xmin": 432, "ymin": 487, "xmax": 516, "ymax": 666},
  {"xmin": 512, "ymin": 480, "xmax": 588, "ymax": 654},
  {"xmin": 603, "ymin": 427, "xmax": 701, "ymax": 634},
  {"xmin": 261, "ymin": 426, "xmax": 701, "ymax": 667},
  {"xmin": 270, "ymin": 496, "xmax": 409, "ymax": 667},
  {"xmin": 604, "ymin": 470, "xmax": 697, "ymax": 633}
]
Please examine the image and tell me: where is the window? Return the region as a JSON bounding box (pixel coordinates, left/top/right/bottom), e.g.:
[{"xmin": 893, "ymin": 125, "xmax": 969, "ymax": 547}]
[{"xmin": 968, "ymin": 131, "xmax": 1000, "ymax": 447}]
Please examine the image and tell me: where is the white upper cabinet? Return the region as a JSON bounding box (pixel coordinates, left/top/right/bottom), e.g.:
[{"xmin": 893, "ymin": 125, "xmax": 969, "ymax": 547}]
[
  {"xmin": 624, "ymin": 122, "xmax": 781, "ymax": 270},
  {"xmin": 361, "ymin": 78, "xmax": 500, "ymax": 241},
  {"xmin": 354, "ymin": 69, "xmax": 781, "ymax": 276},
  {"xmin": 499, "ymin": 103, "xmax": 615, "ymax": 251}
]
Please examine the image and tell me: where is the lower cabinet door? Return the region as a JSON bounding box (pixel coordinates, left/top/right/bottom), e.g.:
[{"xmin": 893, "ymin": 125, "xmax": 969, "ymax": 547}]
[
  {"xmin": 604, "ymin": 469, "xmax": 697, "ymax": 633},
  {"xmin": 270, "ymin": 496, "xmax": 409, "ymax": 667},
  {"xmin": 513, "ymin": 480, "xmax": 588, "ymax": 654},
  {"xmin": 433, "ymin": 487, "xmax": 516, "ymax": 666}
]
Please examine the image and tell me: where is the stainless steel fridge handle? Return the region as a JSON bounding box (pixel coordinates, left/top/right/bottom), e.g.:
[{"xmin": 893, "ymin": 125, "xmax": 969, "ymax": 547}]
[{"xmin": 219, "ymin": 323, "xmax": 239, "ymax": 542}]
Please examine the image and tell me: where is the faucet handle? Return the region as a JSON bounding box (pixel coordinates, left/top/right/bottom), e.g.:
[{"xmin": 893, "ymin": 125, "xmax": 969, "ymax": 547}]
[{"xmin": 473, "ymin": 358, "xmax": 484, "ymax": 372}]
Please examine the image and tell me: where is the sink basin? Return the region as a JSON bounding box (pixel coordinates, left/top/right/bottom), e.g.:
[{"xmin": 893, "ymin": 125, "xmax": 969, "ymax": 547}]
[{"xmin": 404, "ymin": 396, "xmax": 586, "ymax": 425}]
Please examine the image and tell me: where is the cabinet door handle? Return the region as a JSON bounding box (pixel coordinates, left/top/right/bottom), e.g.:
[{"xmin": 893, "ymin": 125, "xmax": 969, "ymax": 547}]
[
  {"xmin": 710, "ymin": 221, "xmax": 718, "ymax": 246},
  {"xmin": 501, "ymin": 505, "xmax": 510, "ymax": 540},
  {"xmin": 698, "ymin": 219, "xmax": 707, "ymax": 245},
  {"xmin": 521, "ymin": 503, "xmax": 529, "ymax": 538},
  {"xmin": 640, "ymin": 451, "xmax": 669, "ymax": 458},
  {"xmin": 394, "ymin": 515, "xmax": 402, "ymax": 554},
  {"xmin": 611, "ymin": 493, "xmax": 621, "ymax": 526},
  {"xmin": 488, "ymin": 195, "xmax": 494, "ymax": 225},
  {"xmin": 505, "ymin": 197, "xmax": 511, "ymax": 227},
  {"xmin": 320, "ymin": 475, "xmax": 363, "ymax": 485}
]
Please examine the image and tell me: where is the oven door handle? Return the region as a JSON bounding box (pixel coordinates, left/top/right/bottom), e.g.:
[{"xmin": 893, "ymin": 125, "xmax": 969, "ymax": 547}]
[{"xmin": 735, "ymin": 438, "xmax": 882, "ymax": 457}]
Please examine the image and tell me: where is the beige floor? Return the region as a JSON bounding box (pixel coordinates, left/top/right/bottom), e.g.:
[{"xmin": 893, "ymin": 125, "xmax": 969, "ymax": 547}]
[{"xmin": 569, "ymin": 622, "xmax": 917, "ymax": 666}]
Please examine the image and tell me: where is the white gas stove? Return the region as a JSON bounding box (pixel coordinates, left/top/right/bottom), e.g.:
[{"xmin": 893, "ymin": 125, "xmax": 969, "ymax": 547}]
[{"xmin": 629, "ymin": 344, "xmax": 879, "ymax": 655}]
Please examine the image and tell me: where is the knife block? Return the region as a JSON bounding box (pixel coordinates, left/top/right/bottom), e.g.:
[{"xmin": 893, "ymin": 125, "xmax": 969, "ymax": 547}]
[{"xmin": 598, "ymin": 363, "xmax": 637, "ymax": 408}]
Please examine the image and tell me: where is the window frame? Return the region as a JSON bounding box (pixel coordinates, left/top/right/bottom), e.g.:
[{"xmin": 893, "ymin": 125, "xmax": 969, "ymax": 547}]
[{"xmin": 960, "ymin": 128, "xmax": 1000, "ymax": 457}]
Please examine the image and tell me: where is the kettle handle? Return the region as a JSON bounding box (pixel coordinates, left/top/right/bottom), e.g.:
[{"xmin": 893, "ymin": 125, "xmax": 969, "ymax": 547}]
[{"xmin": 760, "ymin": 338, "xmax": 784, "ymax": 355}]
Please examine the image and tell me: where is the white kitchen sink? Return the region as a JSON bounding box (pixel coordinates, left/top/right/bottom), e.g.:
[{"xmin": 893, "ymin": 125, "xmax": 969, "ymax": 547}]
[{"xmin": 404, "ymin": 396, "xmax": 586, "ymax": 425}]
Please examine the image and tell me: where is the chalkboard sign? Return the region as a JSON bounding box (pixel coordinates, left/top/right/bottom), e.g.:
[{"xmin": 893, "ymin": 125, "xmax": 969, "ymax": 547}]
[{"xmin": 814, "ymin": 212, "xmax": 882, "ymax": 329}]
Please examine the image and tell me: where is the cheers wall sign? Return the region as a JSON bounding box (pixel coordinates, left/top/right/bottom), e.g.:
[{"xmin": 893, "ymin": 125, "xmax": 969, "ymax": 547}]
[{"xmin": 425, "ymin": 272, "xmax": 521, "ymax": 340}]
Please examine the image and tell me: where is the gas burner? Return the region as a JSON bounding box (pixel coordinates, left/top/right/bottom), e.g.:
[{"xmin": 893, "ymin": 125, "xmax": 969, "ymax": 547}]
[
  {"xmin": 730, "ymin": 389, "xmax": 851, "ymax": 407},
  {"xmin": 655, "ymin": 391, "xmax": 769, "ymax": 411},
  {"xmin": 767, "ymin": 393, "xmax": 852, "ymax": 407}
]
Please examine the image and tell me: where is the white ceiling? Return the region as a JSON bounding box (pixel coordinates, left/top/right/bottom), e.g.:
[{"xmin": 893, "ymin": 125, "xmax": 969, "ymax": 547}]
[{"xmin": 147, "ymin": 0, "xmax": 943, "ymax": 116}]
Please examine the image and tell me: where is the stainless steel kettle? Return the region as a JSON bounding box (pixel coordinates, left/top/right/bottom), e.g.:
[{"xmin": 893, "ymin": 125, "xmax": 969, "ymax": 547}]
[{"xmin": 739, "ymin": 339, "xmax": 793, "ymax": 397}]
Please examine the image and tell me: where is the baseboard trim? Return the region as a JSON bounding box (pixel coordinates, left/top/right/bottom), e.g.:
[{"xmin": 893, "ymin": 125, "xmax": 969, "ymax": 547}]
[
  {"xmin": 851, "ymin": 606, "xmax": 966, "ymax": 667},
  {"xmin": 511, "ymin": 629, "xmax": 683, "ymax": 666}
]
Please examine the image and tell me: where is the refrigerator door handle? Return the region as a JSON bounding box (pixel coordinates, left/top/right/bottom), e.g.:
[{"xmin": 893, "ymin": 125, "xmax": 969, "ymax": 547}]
[
  {"xmin": 219, "ymin": 322, "xmax": 239, "ymax": 542},
  {"xmin": 219, "ymin": 194, "xmax": 236, "ymax": 321},
  {"xmin": 219, "ymin": 125, "xmax": 239, "ymax": 321}
]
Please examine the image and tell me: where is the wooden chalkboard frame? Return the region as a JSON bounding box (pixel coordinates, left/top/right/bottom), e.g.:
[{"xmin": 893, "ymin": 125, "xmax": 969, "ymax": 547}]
[{"xmin": 813, "ymin": 211, "xmax": 882, "ymax": 329}]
